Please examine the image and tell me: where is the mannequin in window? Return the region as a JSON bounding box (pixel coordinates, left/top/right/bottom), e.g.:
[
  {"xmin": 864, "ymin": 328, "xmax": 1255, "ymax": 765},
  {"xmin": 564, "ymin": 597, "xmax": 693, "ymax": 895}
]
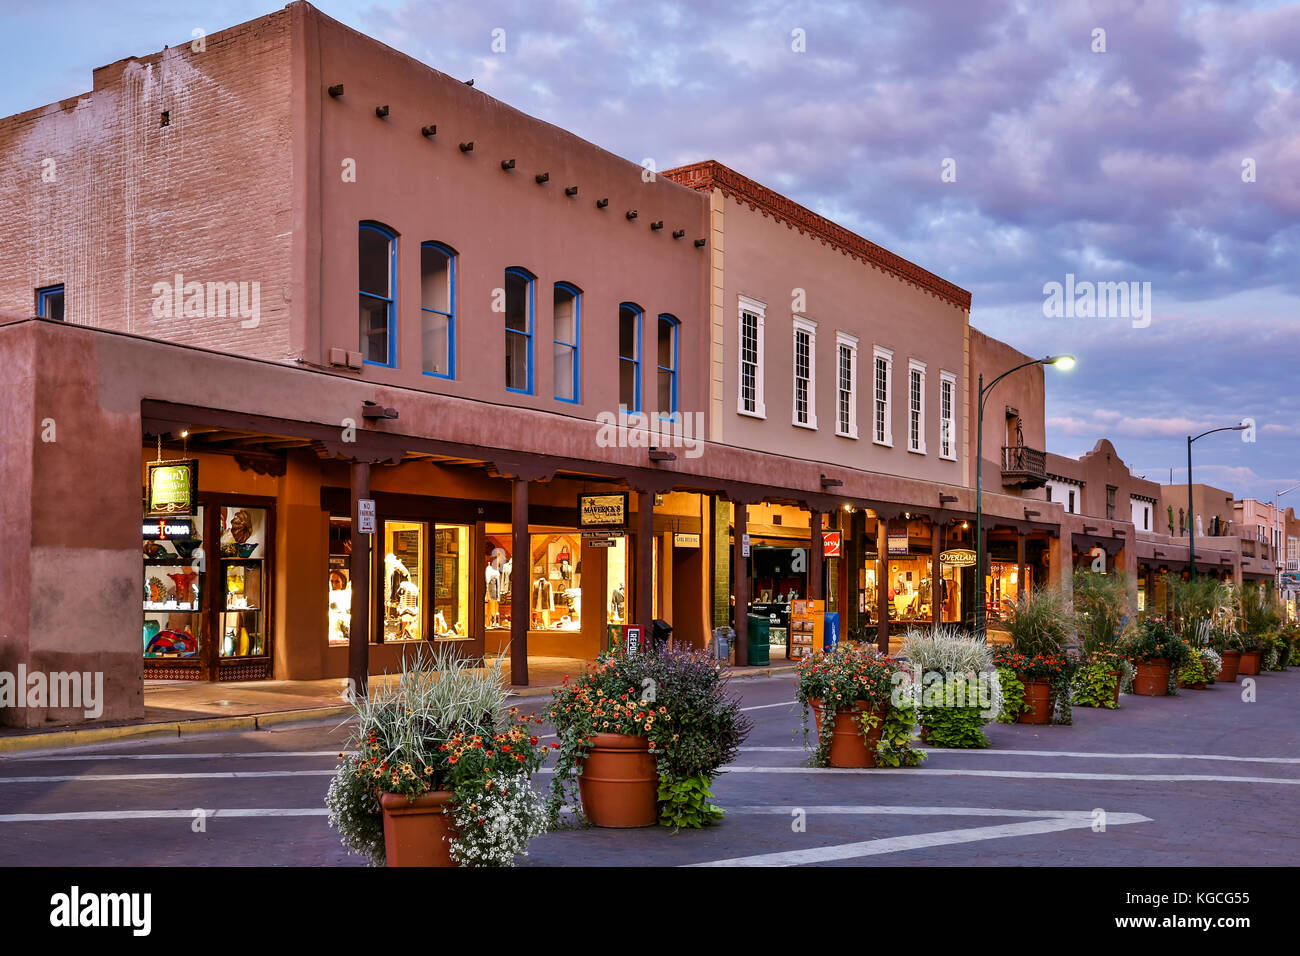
[
  {"xmin": 533, "ymin": 574, "xmax": 554, "ymax": 628},
  {"xmin": 485, "ymin": 549, "xmax": 504, "ymax": 627},
  {"xmin": 396, "ymin": 579, "xmax": 420, "ymax": 639},
  {"xmin": 385, "ymin": 553, "xmax": 410, "ymax": 621},
  {"xmin": 610, "ymin": 583, "xmax": 626, "ymax": 623}
]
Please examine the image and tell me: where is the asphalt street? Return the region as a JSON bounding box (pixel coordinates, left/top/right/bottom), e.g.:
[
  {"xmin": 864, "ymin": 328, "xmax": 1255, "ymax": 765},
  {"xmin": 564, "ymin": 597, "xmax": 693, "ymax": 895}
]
[{"xmin": 2, "ymin": 669, "xmax": 1298, "ymax": 867}]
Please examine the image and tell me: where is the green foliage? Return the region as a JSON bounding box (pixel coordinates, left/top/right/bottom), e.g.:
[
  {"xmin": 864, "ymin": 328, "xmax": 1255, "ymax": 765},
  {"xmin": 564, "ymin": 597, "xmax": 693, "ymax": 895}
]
[
  {"xmin": 1000, "ymin": 587, "xmax": 1074, "ymax": 657},
  {"xmin": 995, "ymin": 666, "xmax": 1025, "ymax": 723},
  {"xmin": 1177, "ymin": 653, "xmax": 1209, "ymax": 686},
  {"xmin": 874, "ymin": 705, "xmax": 926, "ymax": 767},
  {"xmin": 919, "ymin": 704, "xmax": 991, "ymax": 748},
  {"xmin": 657, "ymin": 774, "xmax": 725, "ymax": 829},
  {"xmin": 1241, "ymin": 586, "xmax": 1282, "ymax": 638},
  {"xmin": 325, "ymin": 751, "xmax": 387, "ymax": 866},
  {"xmin": 1073, "ymin": 658, "xmax": 1120, "ymax": 709},
  {"xmin": 1169, "ymin": 577, "xmax": 1228, "ymax": 636},
  {"xmin": 1072, "ymin": 570, "xmax": 1130, "ymax": 655},
  {"xmin": 900, "ymin": 625, "xmax": 995, "ymax": 673},
  {"xmin": 1119, "ymin": 617, "xmax": 1194, "ymax": 668}
]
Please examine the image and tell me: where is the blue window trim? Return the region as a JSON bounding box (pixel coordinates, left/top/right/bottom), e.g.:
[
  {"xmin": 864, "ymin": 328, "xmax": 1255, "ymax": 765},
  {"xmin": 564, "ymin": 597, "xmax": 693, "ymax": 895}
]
[
  {"xmin": 619, "ymin": 302, "xmax": 643, "ymax": 414},
  {"xmin": 420, "ymin": 241, "xmax": 457, "ymax": 381},
  {"xmin": 657, "ymin": 313, "xmax": 680, "ymax": 418},
  {"xmin": 36, "ymin": 284, "xmax": 64, "ymax": 319},
  {"xmin": 359, "ymin": 221, "xmax": 397, "ymax": 369},
  {"xmin": 505, "ymin": 266, "xmax": 535, "ymax": 395},
  {"xmin": 553, "ymin": 281, "xmax": 582, "ymax": 404}
]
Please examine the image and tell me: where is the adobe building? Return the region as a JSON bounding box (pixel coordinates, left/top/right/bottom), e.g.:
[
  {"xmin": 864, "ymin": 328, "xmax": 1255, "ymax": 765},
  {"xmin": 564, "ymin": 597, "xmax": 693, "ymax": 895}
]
[{"xmin": 2, "ymin": 2, "xmax": 1063, "ymax": 726}]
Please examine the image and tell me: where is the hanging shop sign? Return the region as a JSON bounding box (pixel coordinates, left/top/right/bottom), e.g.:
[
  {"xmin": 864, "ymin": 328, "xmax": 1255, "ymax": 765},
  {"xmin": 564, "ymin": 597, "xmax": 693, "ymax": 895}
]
[
  {"xmin": 940, "ymin": 548, "xmax": 977, "ymax": 568},
  {"xmin": 887, "ymin": 532, "xmax": 910, "ymax": 556},
  {"xmin": 146, "ymin": 459, "xmax": 198, "ymax": 517},
  {"xmin": 823, "ymin": 531, "xmax": 842, "ymax": 557},
  {"xmin": 143, "ymin": 518, "xmax": 195, "ymax": 540},
  {"xmin": 673, "ymin": 532, "xmax": 701, "ymax": 548},
  {"xmin": 586, "ymin": 538, "xmax": 616, "ymax": 548},
  {"xmin": 578, "ymin": 492, "xmax": 629, "ymax": 529}
]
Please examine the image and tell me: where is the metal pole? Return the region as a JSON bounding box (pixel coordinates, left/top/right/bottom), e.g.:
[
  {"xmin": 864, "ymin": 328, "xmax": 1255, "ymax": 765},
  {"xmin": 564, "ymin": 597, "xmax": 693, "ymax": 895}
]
[
  {"xmin": 975, "ymin": 372, "xmax": 985, "ymax": 636},
  {"xmin": 348, "ymin": 460, "xmax": 371, "ymax": 701},
  {"xmin": 510, "ymin": 477, "xmax": 530, "ymax": 686},
  {"xmin": 1187, "ymin": 436, "xmax": 1196, "ymax": 578}
]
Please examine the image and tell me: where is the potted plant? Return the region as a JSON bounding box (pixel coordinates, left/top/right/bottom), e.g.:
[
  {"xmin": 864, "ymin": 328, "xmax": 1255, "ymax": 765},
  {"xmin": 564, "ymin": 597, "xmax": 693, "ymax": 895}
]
[
  {"xmin": 1199, "ymin": 646, "xmax": 1222, "ymax": 686},
  {"xmin": 900, "ymin": 626, "xmax": 1002, "ymax": 748},
  {"xmin": 1239, "ymin": 587, "xmax": 1279, "ymax": 675},
  {"xmin": 326, "ymin": 646, "xmax": 550, "ymax": 866},
  {"xmin": 796, "ymin": 643, "xmax": 924, "ymax": 768},
  {"xmin": 546, "ymin": 645, "xmax": 749, "ymax": 829},
  {"xmin": 1238, "ymin": 631, "xmax": 1264, "ymax": 675},
  {"xmin": 1177, "ymin": 651, "xmax": 1209, "ymax": 690},
  {"xmin": 995, "ymin": 588, "xmax": 1078, "ymax": 725},
  {"xmin": 1211, "ymin": 626, "xmax": 1243, "ymax": 682},
  {"xmin": 1119, "ymin": 617, "xmax": 1193, "ymax": 696},
  {"xmin": 1071, "ymin": 571, "xmax": 1132, "ymax": 708}
]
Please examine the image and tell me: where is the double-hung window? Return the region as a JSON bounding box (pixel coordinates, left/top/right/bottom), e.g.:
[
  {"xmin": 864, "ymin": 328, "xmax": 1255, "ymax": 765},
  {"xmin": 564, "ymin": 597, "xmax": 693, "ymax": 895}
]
[
  {"xmin": 36, "ymin": 284, "xmax": 65, "ymax": 321},
  {"xmin": 553, "ymin": 283, "xmax": 581, "ymax": 403},
  {"xmin": 420, "ymin": 242, "xmax": 456, "ymax": 378},
  {"xmin": 872, "ymin": 346, "xmax": 893, "ymax": 445},
  {"xmin": 619, "ymin": 303, "xmax": 642, "ymax": 412},
  {"xmin": 737, "ymin": 296, "xmax": 766, "ymax": 417},
  {"xmin": 792, "ymin": 317, "xmax": 817, "ymax": 429},
  {"xmin": 504, "ymin": 267, "xmax": 535, "ymax": 394},
  {"xmin": 908, "ymin": 360, "xmax": 926, "ymax": 454},
  {"xmin": 835, "ymin": 332, "xmax": 858, "ymax": 438},
  {"xmin": 657, "ymin": 314, "xmax": 679, "ymax": 417},
  {"xmin": 359, "ymin": 222, "xmax": 397, "ymax": 366},
  {"xmin": 939, "ymin": 371, "xmax": 957, "ymax": 460}
]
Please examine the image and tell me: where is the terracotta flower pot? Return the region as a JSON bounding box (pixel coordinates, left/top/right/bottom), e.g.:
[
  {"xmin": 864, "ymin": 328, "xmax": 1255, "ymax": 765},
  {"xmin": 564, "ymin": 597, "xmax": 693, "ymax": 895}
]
[
  {"xmin": 1238, "ymin": 650, "xmax": 1262, "ymax": 675},
  {"xmin": 1016, "ymin": 677, "xmax": 1052, "ymax": 724},
  {"xmin": 809, "ymin": 698, "xmax": 886, "ymax": 767},
  {"xmin": 1132, "ymin": 659, "xmax": 1171, "ymax": 696},
  {"xmin": 1178, "ymin": 680, "xmax": 1207, "ymax": 690},
  {"xmin": 577, "ymin": 733, "xmax": 658, "ymax": 828},
  {"xmin": 1217, "ymin": 650, "xmax": 1240, "ymax": 683},
  {"xmin": 380, "ymin": 790, "xmax": 458, "ymax": 867}
]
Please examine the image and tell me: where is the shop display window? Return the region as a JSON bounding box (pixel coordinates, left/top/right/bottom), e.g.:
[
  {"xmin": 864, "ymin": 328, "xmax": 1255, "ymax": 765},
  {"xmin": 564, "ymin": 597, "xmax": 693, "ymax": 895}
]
[
  {"xmin": 433, "ymin": 525, "xmax": 469, "ymax": 638},
  {"xmin": 885, "ymin": 555, "xmax": 935, "ymax": 624},
  {"xmin": 327, "ymin": 517, "xmax": 352, "ymax": 646},
  {"xmin": 985, "ymin": 560, "xmax": 1029, "ymax": 620},
  {"xmin": 485, "ymin": 526, "xmax": 584, "ymax": 632},
  {"xmin": 219, "ymin": 505, "xmax": 268, "ymax": 657},
  {"xmin": 484, "ymin": 525, "xmax": 513, "ymax": 631},
  {"xmin": 749, "ymin": 545, "xmax": 808, "ymax": 605},
  {"xmin": 608, "ymin": 536, "xmax": 628, "ymax": 624},
  {"xmin": 383, "ymin": 520, "xmax": 425, "ymax": 641},
  {"xmin": 939, "ymin": 564, "xmax": 964, "ymax": 624},
  {"xmin": 143, "ymin": 506, "xmax": 205, "ymax": 658}
]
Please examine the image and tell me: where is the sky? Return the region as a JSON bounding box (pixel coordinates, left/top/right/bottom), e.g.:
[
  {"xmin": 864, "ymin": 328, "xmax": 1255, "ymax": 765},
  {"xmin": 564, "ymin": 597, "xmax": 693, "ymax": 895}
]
[{"xmin": 2, "ymin": 0, "xmax": 1297, "ymax": 504}]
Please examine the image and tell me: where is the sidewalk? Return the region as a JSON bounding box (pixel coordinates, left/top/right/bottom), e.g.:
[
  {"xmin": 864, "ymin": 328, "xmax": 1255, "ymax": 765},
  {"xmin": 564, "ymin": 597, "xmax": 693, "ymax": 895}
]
[{"xmin": 0, "ymin": 656, "xmax": 797, "ymax": 754}]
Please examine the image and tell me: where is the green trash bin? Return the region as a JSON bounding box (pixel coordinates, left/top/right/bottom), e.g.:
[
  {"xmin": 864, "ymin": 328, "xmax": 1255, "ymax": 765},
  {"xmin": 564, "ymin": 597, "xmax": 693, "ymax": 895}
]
[{"xmin": 746, "ymin": 613, "xmax": 770, "ymax": 667}]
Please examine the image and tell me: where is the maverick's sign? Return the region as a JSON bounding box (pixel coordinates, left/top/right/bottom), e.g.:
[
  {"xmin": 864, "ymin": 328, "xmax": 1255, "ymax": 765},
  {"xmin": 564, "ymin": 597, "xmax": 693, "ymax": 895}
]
[
  {"xmin": 578, "ymin": 492, "xmax": 629, "ymax": 530},
  {"xmin": 146, "ymin": 460, "xmax": 198, "ymax": 517}
]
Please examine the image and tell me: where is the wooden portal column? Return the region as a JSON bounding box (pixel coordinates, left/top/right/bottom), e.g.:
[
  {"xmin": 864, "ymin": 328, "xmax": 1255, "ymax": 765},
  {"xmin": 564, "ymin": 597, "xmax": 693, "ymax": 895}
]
[
  {"xmin": 636, "ymin": 490, "xmax": 654, "ymax": 630},
  {"xmin": 1017, "ymin": 532, "xmax": 1027, "ymax": 602},
  {"xmin": 348, "ymin": 461, "xmax": 371, "ymax": 699},
  {"xmin": 876, "ymin": 520, "xmax": 890, "ymax": 653},
  {"xmin": 931, "ymin": 520, "xmax": 942, "ymax": 627},
  {"xmin": 510, "ymin": 477, "xmax": 530, "ymax": 686},
  {"xmin": 733, "ymin": 502, "xmax": 750, "ymax": 665},
  {"xmin": 809, "ymin": 508, "xmax": 824, "ymax": 601}
]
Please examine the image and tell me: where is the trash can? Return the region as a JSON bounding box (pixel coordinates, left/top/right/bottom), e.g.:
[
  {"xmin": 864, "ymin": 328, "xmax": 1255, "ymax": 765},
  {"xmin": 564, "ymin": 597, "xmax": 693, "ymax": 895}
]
[
  {"xmin": 651, "ymin": 619, "xmax": 673, "ymax": 650},
  {"xmin": 746, "ymin": 613, "xmax": 770, "ymax": 667},
  {"xmin": 709, "ymin": 626, "xmax": 733, "ymax": 664},
  {"xmin": 823, "ymin": 612, "xmax": 840, "ymax": 653}
]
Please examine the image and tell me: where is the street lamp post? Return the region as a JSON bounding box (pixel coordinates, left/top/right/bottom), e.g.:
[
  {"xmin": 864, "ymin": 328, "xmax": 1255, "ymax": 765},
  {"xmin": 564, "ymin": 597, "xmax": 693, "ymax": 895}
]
[
  {"xmin": 1185, "ymin": 423, "xmax": 1249, "ymax": 578},
  {"xmin": 974, "ymin": 354, "xmax": 1075, "ymax": 637},
  {"xmin": 1274, "ymin": 482, "xmax": 1300, "ymax": 593}
]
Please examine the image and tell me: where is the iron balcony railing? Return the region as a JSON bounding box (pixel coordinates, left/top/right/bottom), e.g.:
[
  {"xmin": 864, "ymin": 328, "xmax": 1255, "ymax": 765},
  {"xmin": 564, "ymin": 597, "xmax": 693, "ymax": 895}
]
[{"xmin": 1001, "ymin": 444, "xmax": 1047, "ymax": 489}]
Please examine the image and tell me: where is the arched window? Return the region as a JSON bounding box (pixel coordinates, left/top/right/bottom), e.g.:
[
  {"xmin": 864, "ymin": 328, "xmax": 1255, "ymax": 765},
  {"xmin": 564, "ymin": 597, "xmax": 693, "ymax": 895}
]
[
  {"xmin": 505, "ymin": 267, "xmax": 535, "ymax": 394},
  {"xmin": 657, "ymin": 314, "xmax": 679, "ymax": 416},
  {"xmin": 619, "ymin": 303, "xmax": 642, "ymax": 413},
  {"xmin": 553, "ymin": 282, "xmax": 581, "ymax": 403},
  {"xmin": 421, "ymin": 242, "xmax": 456, "ymax": 379},
  {"xmin": 359, "ymin": 222, "xmax": 397, "ymax": 367}
]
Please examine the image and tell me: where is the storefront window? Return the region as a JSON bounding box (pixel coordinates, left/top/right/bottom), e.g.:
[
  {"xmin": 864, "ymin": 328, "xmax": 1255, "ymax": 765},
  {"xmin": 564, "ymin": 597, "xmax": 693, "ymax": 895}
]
[
  {"xmin": 143, "ymin": 506, "xmax": 205, "ymax": 659},
  {"xmin": 985, "ymin": 560, "xmax": 1028, "ymax": 620},
  {"xmin": 327, "ymin": 517, "xmax": 352, "ymax": 646},
  {"xmin": 608, "ymin": 536, "xmax": 628, "ymax": 624},
  {"xmin": 529, "ymin": 531, "xmax": 582, "ymax": 631},
  {"xmin": 885, "ymin": 555, "xmax": 934, "ymax": 625},
  {"xmin": 383, "ymin": 520, "xmax": 425, "ymax": 641},
  {"xmin": 433, "ymin": 525, "xmax": 469, "ymax": 637},
  {"xmin": 219, "ymin": 505, "xmax": 268, "ymax": 657},
  {"xmin": 485, "ymin": 526, "xmax": 513, "ymax": 631},
  {"xmin": 939, "ymin": 564, "xmax": 963, "ymax": 623}
]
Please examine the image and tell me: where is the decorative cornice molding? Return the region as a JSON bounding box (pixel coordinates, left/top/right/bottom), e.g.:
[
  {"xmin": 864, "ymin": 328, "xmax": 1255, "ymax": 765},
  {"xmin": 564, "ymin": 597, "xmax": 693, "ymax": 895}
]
[{"xmin": 662, "ymin": 160, "xmax": 973, "ymax": 311}]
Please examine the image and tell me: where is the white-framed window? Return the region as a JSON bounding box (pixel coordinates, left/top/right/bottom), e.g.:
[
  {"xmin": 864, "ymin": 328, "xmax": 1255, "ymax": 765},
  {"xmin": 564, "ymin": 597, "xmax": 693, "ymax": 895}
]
[
  {"xmin": 872, "ymin": 345, "xmax": 893, "ymax": 446},
  {"xmin": 939, "ymin": 370, "xmax": 957, "ymax": 460},
  {"xmin": 836, "ymin": 332, "xmax": 859, "ymax": 439},
  {"xmin": 737, "ymin": 295, "xmax": 766, "ymax": 418},
  {"xmin": 907, "ymin": 360, "xmax": 926, "ymax": 454},
  {"xmin": 792, "ymin": 317, "xmax": 817, "ymax": 429}
]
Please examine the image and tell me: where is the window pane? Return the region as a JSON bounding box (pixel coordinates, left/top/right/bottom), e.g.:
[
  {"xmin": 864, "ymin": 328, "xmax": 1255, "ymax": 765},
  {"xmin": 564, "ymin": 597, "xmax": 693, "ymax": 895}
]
[
  {"xmin": 620, "ymin": 359, "xmax": 638, "ymax": 410},
  {"xmin": 658, "ymin": 369, "xmax": 673, "ymax": 412},
  {"xmin": 555, "ymin": 287, "xmax": 576, "ymax": 345},
  {"xmin": 359, "ymin": 229, "xmax": 390, "ymax": 297},
  {"xmin": 619, "ymin": 307, "xmax": 638, "ymax": 360},
  {"xmin": 383, "ymin": 521, "xmax": 424, "ymax": 641},
  {"xmin": 506, "ymin": 272, "xmax": 529, "ymax": 333},
  {"xmin": 658, "ymin": 317, "xmax": 675, "ymax": 368},
  {"xmin": 421, "ymin": 246, "xmax": 450, "ymax": 314},
  {"xmin": 359, "ymin": 295, "xmax": 389, "ymax": 362},
  {"xmin": 555, "ymin": 342, "xmax": 576, "ymax": 401},
  {"xmin": 506, "ymin": 331, "xmax": 529, "ymax": 390},
  {"xmin": 423, "ymin": 310, "xmax": 449, "ymax": 375}
]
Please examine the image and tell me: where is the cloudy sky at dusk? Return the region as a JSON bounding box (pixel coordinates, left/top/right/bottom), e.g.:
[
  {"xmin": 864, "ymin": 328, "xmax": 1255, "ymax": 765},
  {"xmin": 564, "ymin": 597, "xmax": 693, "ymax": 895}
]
[{"xmin": 3, "ymin": 0, "xmax": 1296, "ymax": 503}]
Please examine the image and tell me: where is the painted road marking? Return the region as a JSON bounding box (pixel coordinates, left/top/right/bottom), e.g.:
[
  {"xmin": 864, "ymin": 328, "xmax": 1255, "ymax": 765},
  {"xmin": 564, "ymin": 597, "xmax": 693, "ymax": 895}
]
[
  {"xmin": 727, "ymin": 805, "xmax": 1132, "ymax": 819},
  {"xmin": 740, "ymin": 701, "xmax": 797, "ymax": 712},
  {"xmin": 11, "ymin": 751, "xmax": 345, "ymax": 762},
  {"xmin": 723, "ymin": 767, "xmax": 1300, "ymax": 784},
  {"xmin": 690, "ymin": 809, "xmax": 1152, "ymax": 867},
  {"xmin": 0, "ymin": 808, "xmax": 330, "ymax": 823},
  {"xmin": 735, "ymin": 747, "xmax": 1300, "ymax": 765},
  {"xmin": 0, "ymin": 770, "xmax": 337, "ymax": 784}
]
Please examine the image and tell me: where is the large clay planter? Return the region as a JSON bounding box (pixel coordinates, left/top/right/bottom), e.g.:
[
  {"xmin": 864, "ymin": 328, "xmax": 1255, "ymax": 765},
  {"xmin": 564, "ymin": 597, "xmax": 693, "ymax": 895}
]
[
  {"xmin": 1016, "ymin": 677, "xmax": 1052, "ymax": 724},
  {"xmin": 1217, "ymin": 650, "xmax": 1240, "ymax": 683},
  {"xmin": 1238, "ymin": 650, "xmax": 1262, "ymax": 676},
  {"xmin": 577, "ymin": 733, "xmax": 658, "ymax": 828},
  {"xmin": 380, "ymin": 791, "xmax": 458, "ymax": 867},
  {"xmin": 1132, "ymin": 659, "xmax": 1171, "ymax": 696},
  {"xmin": 809, "ymin": 698, "xmax": 886, "ymax": 768},
  {"xmin": 1178, "ymin": 679, "xmax": 1207, "ymax": 690}
]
